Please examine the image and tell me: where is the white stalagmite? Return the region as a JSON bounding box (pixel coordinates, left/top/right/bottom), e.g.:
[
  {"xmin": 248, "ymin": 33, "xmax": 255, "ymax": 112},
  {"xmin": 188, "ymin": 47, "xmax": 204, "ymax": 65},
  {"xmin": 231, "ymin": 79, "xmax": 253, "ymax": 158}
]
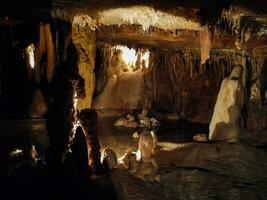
[{"xmin": 209, "ymin": 65, "xmax": 244, "ymax": 142}]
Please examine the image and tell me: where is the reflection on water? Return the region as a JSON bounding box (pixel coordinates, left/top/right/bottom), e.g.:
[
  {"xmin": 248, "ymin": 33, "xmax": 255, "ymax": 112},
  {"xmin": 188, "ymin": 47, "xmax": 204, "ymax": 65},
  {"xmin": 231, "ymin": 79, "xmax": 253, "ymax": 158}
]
[
  {"xmin": 0, "ymin": 118, "xmax": 209, "ymax": 161},
  {"xmin": 97, "ymin": 117, "xmax": 209, "ymax": 158}
]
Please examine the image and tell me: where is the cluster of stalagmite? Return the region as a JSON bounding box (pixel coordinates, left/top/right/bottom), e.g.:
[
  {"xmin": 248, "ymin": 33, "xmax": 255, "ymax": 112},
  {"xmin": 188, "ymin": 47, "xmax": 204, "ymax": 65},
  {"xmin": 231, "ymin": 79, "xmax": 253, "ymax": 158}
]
[{"xmin": 119, "ymin": 130, "xmax": 159, "ymax": 182}]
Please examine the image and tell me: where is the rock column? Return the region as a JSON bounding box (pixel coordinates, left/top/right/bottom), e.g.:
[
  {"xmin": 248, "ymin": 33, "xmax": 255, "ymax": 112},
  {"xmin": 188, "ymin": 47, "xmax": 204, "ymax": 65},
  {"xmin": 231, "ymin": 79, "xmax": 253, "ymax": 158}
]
[{"xmin": 72, "ymin": 23, "xmax": 96, "ymax": 110}]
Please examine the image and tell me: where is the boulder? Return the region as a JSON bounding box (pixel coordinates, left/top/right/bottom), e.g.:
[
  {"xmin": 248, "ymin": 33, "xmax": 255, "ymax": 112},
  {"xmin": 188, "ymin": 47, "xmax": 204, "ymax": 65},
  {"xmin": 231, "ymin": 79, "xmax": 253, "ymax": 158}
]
[
  {"xmin": 114, "ymin": 118, "xmax": 128, "ymax": 127},
  {"xmin": 132, "ymin": 131, "xmax": 139, "ymax": 139},
  {"xmin": 126, "ymin": 114, "xmax": 136, "ymax": 122},
  {"xmin": 193, "ymin": 133, "xmax": 208, "ymax": 142},
  {"xmin": 126, "ymin": 121, "xmax": 139, "ymax": 128}
]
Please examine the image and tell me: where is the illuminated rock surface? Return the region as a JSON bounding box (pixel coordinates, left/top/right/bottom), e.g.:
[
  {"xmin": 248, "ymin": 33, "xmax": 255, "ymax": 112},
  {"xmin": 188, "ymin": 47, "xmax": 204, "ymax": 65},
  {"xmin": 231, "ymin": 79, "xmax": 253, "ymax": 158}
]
[{"xmin": 209, "ymin": 66, "xmax": 244, "ymax": 142}]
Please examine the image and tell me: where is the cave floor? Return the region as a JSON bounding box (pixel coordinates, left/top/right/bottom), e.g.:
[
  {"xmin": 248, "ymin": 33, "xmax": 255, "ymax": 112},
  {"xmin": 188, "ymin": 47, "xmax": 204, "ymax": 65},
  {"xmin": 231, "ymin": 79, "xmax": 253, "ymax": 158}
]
[
  {"xmin": 0, "ymin": 118, "xmax": 267, "ymax": 200},
  {"xmin": 112, "ymin": 141, "xmax": 267, "ymax": 200}
]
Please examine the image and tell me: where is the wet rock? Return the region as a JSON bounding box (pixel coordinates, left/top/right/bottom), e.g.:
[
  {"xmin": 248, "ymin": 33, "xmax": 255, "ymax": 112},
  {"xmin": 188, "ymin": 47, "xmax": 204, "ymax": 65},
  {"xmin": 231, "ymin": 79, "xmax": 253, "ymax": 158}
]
[
  {"xmin": 126, "ymin": 121, "xmax": 139, "ymax": 128},
  {"xmin": 111, "ymin": 169, "xmax": 165, "ymax": 200},
  {"xmin": 157, "ymin": 142, "xmax": 267, "ymax": 200},
  {"xmin": 247, "ymin": 102, "xmax": 267, "ymax": 136},
  {"xmin": 132, "ymin": 131, "xmax": 139, "ymax": 139},
  {"xmin": 101, "ymin": 148, "xmax": 117, "ymax": 170},
  {"xmin": 140, "ymin": 117, "xmax": 151, "ymax": 127},
  {"xmin": 126, "ymin": 114, "xmax": 136, "ymax": 122},
  {"xmin": 135, "ymin": 131, "xmax": 158, "ymax": 181},
  {"xmin": 119, "ymin": 151, "xmax": 139, "ymax": 174},
  {"xmin": 150, "ymin": 117, "xmax": 160, "ymax": 127},
  {"xmin": 193, "ymin": 133, "xmax": 208, "ymax": 142},
  {"xmin": 135, "ymin": 162, "xmax": 157, "ymax": 182},
  {"xmin": 114, "ymin": 118, "xmax": 128, "ymax": 127}
]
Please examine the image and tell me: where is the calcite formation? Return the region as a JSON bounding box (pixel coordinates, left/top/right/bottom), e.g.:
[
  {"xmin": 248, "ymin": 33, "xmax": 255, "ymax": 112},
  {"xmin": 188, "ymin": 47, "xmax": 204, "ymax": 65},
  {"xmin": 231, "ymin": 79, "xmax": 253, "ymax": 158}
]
[
  {"xmin": 209, "ymin": 65, "xmax": 244, "ymax": 142},
  {"xmin": 72, "ymin": 23, "xmax": 96, "ymax": 110}
]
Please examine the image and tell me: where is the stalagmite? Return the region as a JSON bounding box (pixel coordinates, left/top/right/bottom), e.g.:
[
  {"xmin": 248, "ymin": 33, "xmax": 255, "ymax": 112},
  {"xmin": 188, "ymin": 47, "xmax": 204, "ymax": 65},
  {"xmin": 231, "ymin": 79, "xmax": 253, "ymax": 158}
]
[
  {"xmin": 135, "ymin": 131, "xmax": 159, "ymax": 182},
  {"xmin": 209, "ymin": 65, "xmax": 244, "ymax": 142}
]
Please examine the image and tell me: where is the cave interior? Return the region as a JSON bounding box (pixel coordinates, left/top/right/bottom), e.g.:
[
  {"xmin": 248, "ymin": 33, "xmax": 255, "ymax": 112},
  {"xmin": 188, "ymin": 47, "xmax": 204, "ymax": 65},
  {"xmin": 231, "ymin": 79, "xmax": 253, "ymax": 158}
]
[{"xmin": 0, "ymin": 0, "xmax": 267, "ymax": 199}]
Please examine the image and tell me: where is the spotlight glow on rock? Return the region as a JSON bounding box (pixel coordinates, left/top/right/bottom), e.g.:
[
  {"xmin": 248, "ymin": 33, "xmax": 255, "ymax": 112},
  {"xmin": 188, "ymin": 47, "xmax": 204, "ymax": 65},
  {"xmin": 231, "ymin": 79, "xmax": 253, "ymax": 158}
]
[
  {"xmin": 26, "ymin": 44, "xmax": 35, "ymax": 69},
  {"xmin": 115, "ymin": 45, "xmax": 150, "ymax": 70}
]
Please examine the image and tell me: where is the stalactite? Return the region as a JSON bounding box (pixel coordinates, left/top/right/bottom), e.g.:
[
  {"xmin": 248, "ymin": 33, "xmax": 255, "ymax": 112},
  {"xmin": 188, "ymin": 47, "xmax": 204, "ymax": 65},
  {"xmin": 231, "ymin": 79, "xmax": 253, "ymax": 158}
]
[
  {"xmin": 45, "ymin": 24, "xmax": 56, "ymax": 83},
  {"xmin": 200, "ymin": 30, "xmax": 212, "ymax": 65},
  {"xmin": 34, "ymin": 23, "xmax": 56, "ymax": 84},
  {"xmin": 34, "ymin": 24, "xmax": 46, "ymax": 84}
]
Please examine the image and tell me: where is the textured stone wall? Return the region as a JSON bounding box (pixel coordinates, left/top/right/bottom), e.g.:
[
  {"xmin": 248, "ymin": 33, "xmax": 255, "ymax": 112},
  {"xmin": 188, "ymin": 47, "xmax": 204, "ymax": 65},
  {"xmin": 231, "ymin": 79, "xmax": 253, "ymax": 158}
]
[{"xmin": 72, "ymin": 24, "xmax": 96, "ymax": 110}]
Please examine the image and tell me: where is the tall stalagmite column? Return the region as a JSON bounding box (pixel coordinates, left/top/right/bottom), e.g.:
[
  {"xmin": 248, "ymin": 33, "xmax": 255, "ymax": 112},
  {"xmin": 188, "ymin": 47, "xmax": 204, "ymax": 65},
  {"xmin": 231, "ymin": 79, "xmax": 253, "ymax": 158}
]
[{"xmin": 72, "ymin": 23, "xmax": 96, "ymax": 110}]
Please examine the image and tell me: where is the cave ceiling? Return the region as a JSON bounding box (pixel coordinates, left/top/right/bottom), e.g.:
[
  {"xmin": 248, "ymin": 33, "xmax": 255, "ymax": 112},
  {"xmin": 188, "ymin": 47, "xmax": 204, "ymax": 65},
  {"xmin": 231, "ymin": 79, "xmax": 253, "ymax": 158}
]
[{"xmin": 0, "ymin": 0, "xmax": 266, "ymax": 51}]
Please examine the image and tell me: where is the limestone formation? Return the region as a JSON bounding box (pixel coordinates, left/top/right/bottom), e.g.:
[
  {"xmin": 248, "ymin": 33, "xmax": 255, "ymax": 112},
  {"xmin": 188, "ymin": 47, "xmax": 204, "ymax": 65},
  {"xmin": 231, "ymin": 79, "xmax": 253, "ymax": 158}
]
[
  {"xmin": 140, "ymin": 117, "xmax": 151, "ymax": 127},
  {"xmin": 135, "ymin": 131, "xmax": 158, "ymax": 181},
  {"xmin": 209, "ymin": 65, "xmax": 244, "ymax": 142},
  {"xmin": 193, "ymin": 133, "xmax": 208, "ymax": 142},
  {"xmin": 132, "ymin": 131, "xmax": 139, "ymax": 139},
  {"xmin": 150, "ymin": 117, "xmax": 160, "ymax": 127},
  {"xmin": 101, "ymin": 148, "xmax": 117, "ymax": 170},
  {"xmin": 78, "ymin": 109, "xmax": 103, "ymax": 174},
  {"xmin": 72, "ymin": 23, "xmax": 96, "ymax": 111},
  {"xmin": 126, "ymin": 114, "xmax": 135, "ymax": 122},
  {"xmin": 118, "ymin": 151, "xmax": 139, "ymax": 173},
  {"xmin": 114, "ymin": 118, "xmax": 129, "ymax": 127},
  {"xmin": 28, "ymin": 89, "xmax": 48, "ymax": 118},
  {"xmin": 114, "ymin": 110, "xmax": 160, "ymax": 128},
  {"xmin": 126, "ymin": 121, "xmax": 139, "ymax": 128},
  {"xmin": 35, "ymin": 23, "xmax": 56, "ymax": 84}
]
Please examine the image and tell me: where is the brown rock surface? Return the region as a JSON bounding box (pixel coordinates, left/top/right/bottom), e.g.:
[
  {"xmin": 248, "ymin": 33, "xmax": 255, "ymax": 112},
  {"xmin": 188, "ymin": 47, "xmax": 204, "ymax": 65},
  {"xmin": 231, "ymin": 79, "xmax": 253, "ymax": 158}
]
[{"xmin": 111, "ymin": 142, "xmax": 267, "ymax": 200}]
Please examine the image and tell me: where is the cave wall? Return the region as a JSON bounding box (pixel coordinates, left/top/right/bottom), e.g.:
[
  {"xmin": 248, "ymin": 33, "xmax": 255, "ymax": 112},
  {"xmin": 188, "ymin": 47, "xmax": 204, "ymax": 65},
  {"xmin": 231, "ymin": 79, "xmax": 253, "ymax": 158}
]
[
  {"xmin": 72, "ymin": 23, "xmax": 96, "ymax": 111},
  {"xmin": 92, "ymin": 45, "xmax": 151, "ymax": 113},
  {"xmin": 92, "ymin": 45, "xmax": 257, "ymax": 122},
  {"xmin": 150, "ymin": 49, "xmax": 254, "ymax": 122},
  {"xmin": 246, "ymin": 47, "xmax": 267, "ymax": 135},
  {"xmin": 0, "ymin": 22, "xmax": 40, "ymax": 116}
]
